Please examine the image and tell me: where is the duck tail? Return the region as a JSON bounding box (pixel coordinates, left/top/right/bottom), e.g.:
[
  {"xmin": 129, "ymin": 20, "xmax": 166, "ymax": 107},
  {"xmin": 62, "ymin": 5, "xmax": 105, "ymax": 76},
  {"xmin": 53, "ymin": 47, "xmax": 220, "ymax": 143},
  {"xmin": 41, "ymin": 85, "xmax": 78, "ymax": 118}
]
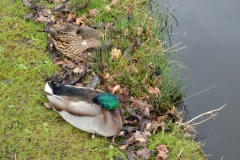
[{"xmin": 44, "ymin": 81, "xmax": 54, "ymax": 95}]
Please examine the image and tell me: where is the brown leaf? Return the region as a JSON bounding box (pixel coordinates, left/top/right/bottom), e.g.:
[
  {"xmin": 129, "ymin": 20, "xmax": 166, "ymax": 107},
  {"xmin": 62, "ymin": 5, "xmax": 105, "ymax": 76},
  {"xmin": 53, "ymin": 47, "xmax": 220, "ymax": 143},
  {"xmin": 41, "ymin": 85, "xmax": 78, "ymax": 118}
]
[
  {"xmin": 146, "ymin": 121, "xmax": 166, "ymax": 133},
  {"xmin": 75, "ymin": 17, "xmax": 84, "ymax": 25},
  {"xmin": 89, "ymin": 9, "xmax": 99, "ymax": 17},
  {"xmin": 156, "ymin": 144, "xmax": 169, "ymax": 160},
  {"xmin": 42, "ymin": 9, "xmax": 52, "ymax": 17},
  {"xmin": 67, "ymin": 14, "xmax": 73, "ymax": 22},
  {"xmin": 137, "ymin": 27, "xmax": 143, "ymax": 36},
  {"xmin": 73, "ymin": 67, "xmax": 83, "ymax": 74},
  {"xmin": 165, "ymin": 106, "xmax": 176, "ymax": 116},
  {"xmin": 119, "ymin": 143, "xmax": 129, "ymax": 150},
  {"xmin": 104, "ymin": 73, "xmax": 110, "ymax": 79},
  {"xmin": 105, "ymin": 5, "xmax": 111, "ymax": 12},
  {"xmin": 129, "ymin": 97, "xmax": 151, "ymax": 108},
  {"xmin": 146, "ymin": 26, "xmax": 151, "ymax": 37},
  {"xmin": 148, "ymin": 86, "xmax": 161, "ymax": 96},
  {"xmin": 157, "ymin": 115, "xmax": 166, "ymax": 121},
  {"xmin": 108, "ymin": 84, "xmax": 121, "ymax": 94},
  {"xmin": 136, "ymin": 148, "xmax": 152, "ymax": 160},
  {"xmin": 64, "ymin": 59, "xmax": 76, "ymax": 69},
  {"xmin": 110, "ymin": 48, "xmax": 122, "ymax": 60},
  {"xmin": 54, "ymin": 60, "xmax": 65, "ymax": 65},
  {"xmin": 35, "ymin": 15, "xmax": 46, "ymax": 22},
  {"xmin": 134, "ymin": 131, "xmax": 147, "ymax": 143}
]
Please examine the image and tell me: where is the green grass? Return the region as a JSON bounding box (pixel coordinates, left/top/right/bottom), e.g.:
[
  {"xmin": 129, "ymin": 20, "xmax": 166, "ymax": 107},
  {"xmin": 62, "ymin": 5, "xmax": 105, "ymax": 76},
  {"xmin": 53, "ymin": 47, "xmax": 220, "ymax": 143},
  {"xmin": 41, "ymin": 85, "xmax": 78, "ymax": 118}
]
[{"xmin": 0, "ymin": 0, "xmax": 206, "ymax": 159}]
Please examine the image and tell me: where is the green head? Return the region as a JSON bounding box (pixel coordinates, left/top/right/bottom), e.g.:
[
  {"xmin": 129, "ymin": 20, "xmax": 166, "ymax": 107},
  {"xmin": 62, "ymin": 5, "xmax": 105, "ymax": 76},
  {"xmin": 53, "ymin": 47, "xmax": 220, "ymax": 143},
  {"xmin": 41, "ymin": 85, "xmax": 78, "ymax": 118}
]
[{"xmin": 92, "ymin": 93, "xmax": 119, "ymax": 110}]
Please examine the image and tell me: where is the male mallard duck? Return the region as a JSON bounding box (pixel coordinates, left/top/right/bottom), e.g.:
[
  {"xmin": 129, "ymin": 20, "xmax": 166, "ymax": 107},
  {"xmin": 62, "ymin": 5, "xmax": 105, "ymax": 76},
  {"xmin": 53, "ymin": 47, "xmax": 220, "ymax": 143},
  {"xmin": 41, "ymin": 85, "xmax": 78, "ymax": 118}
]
[
  {"xmin": 48, "ymin": 26, "xmax": 100, "ymax": 62},
  {"xmin": 44, "ymin": 81, "xmax": 124, "ymax": 137}
]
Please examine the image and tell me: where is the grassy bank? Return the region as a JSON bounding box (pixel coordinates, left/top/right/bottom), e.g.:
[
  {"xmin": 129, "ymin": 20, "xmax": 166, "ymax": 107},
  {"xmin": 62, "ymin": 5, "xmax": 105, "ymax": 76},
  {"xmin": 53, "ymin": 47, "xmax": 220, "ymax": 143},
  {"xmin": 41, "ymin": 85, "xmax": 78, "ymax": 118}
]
[{"xmin": 0, "ymin": 0, "xmax": 206, "ymax": 159}]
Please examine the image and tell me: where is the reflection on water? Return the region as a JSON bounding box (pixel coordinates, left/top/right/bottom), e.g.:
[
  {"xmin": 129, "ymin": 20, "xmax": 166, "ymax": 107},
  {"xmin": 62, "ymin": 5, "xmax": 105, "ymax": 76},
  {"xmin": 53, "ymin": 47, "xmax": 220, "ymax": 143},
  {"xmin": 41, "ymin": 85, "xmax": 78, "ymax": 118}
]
[{"xmin": 167, "ymin": 0, "xmax": 240, "ymax": 159}]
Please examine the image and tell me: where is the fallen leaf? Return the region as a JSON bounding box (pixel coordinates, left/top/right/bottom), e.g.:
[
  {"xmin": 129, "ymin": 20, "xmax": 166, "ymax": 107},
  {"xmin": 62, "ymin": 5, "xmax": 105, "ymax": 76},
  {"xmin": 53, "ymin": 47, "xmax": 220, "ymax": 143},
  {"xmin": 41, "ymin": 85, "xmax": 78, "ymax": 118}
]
[
  {"xmin": 67, "ymin": 14, "xmax": 73, "ymax": 22},
  {"xmin": 35, "ymin": 15, "xmax": 46, "ymax": 22},
  {"xmin": 75, "ymin": 17, "xmax": 84, "ymax": 25},
  {"xmin": 146, "ymin": 121, "xmax": 166, "ymax": 133},
  {"xmin": 148, "ymin": 86, "xmax": 161, "ymax": 96},
  {"xmin": 89, "ymin": 9, "xmax": 99, "ymax": 17},
  {"xmin": 105, "ymin": 5, "xmax": 111, "ymax": 12},
  {"xmin": 137, "ymin": 27, "xmax": 143, "ymax": 36},
  {"xmin": 54, "ymin": 60, "xmax": 65, "ymax": 65},
  {"xmin": 165, "ymin": 106, "xmax": 176, "ymax": 116},
  {"xmin": 120, "ymin": 27, "xmax": 129, "ymax": 35},
  {"xmin": 146, "ymin": 26, "xmax": 151, "ymax": 37},
  {"xmin": 134, "ymin": 131, "xmax": 147, "ymax": 143},
  {"xmin": 42, "ymin": 9, "xmax": 52, "ymax": 17},
  {"xmin": 63, "ymin": 59, "xmax": 76, "ymax": 69},
  {"xmin": 129, "ymin": 97, "xmax": 152, "ymax": 108},
  {"xmin": 110, "ymin": 48, "xmax": 122, "ymax": 60},
  {"xmin": 156, "ymin": 144, "xmax": 169, "ymax": 160},
  {"xmin": 119, "ymin": 143, "xmax": 129, "ymax": 150},
  {"xmin": 104, "ymin": 73, "xmax": 110, "ymax": 79},
  {"xmin": 108, "ymin": 84, "xmax": 121, "ymax": 94},
  {"xmin": 136, "ymin": 148, "xmax": 152, "ymax": 160},
  {"xmin": 73, "ymin": 67, "xmax": 83, "ymax": 74}
]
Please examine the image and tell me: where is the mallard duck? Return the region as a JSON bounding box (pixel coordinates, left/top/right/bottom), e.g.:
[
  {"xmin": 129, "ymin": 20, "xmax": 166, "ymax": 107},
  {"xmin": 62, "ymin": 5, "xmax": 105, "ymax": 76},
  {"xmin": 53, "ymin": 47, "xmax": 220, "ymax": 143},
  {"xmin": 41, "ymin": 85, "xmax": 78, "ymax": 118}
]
[
  {"xmin": 44, "ymin": 81, "xmax": 124, "ymax": 137},
  {"xmin": 48, "ymin": 26, "xmax": 100, "ymax": 62}
]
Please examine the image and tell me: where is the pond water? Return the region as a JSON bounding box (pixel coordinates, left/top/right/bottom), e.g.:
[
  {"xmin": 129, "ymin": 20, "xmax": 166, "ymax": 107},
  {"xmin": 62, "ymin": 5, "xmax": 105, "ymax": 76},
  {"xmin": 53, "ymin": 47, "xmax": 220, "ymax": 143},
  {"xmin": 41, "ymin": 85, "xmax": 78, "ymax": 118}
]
[{"xmin": 167, "ymin": 0, "xmax": 240, "ymax": 159}]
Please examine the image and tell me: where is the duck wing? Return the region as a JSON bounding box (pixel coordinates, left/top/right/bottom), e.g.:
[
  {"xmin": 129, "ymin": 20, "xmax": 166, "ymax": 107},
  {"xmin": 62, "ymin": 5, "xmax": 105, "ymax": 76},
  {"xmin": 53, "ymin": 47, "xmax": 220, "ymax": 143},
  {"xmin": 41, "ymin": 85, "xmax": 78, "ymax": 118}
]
[{"xmin": 45, "ymin": 82, "xmax": 103, "ymax": 116}]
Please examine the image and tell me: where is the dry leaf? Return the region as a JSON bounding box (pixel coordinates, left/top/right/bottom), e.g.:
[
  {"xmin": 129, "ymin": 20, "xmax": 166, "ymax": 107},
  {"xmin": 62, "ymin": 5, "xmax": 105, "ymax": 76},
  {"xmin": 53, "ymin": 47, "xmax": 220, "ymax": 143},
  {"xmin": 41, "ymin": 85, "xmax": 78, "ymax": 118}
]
[
  {"xmin": 156, "ymin": 144, "xmax": 169, "ymax": 160},
  {"xmin": 105, "ymin": 5, "xmax": 111, "ymax": 12},
  {"xmin": 129, "ymin": 97, "xmax": 152, "ymax": 108},
  {"xmin": 146, "ymin": 121, "xmax": 166, "ymax": 133},
  {"xmin": 67, "ymin": 14, "xmax": 73, "ymax": 22},
  {"xmin": 89, "ymin": 9, "xmax": 99, "ymax": 17},
  {"xmin": 110, "ymin": 48, "xmax": 122, "ymax": 60},
  {"xmin": 35, "ymin": 15, "xmax": 46, "ymax": 22},
  {"xmin": 148, "ymin": 86, "xmax": 161, "ymax": 96},
  {"xmin": 134, "ymin": 131, "xmax": 147, "ymax": 143},
  {"xmin": 119, "ymin": 143, "xmax": 129, "ymax": 150},
  {"xmin": 73, "ymin": 67, "xmax": 83, "ymax": 74},
  {"xmin": 108, "ymin": 84, "xmax": 121, "ymax": 94},
  {"xmin": 75, "ymin": 17, "xmax": 84, "ymax": 25},
  {"xmin": 137, "ymin": 27, "xmax": 143, "ymax": 36},
  {"xmin": 54, "ymin": 60, "xmax": 65, "ymax": 65},
  {"xmin": 63, "ymin": 59, "xmax": 76, "ymax": 69},
  {"xmin": 104, "ymin": 73, "xmax": 110, "ymax": 79},
  {"xmin": 136, "ymin": 148, "xmax": 152, "ymax": 160},
  {"xmin": 146, "ymin": 26, "xmax": 151, "ymax": 37}
]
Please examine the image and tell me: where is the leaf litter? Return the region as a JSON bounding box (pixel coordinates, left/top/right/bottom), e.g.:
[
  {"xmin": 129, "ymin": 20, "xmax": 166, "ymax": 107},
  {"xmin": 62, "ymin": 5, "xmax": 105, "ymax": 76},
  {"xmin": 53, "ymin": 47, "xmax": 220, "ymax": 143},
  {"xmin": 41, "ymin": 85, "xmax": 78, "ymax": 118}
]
[{"xmin": 22, "ymin": 0, "xmax": 185, "ymax": 159}]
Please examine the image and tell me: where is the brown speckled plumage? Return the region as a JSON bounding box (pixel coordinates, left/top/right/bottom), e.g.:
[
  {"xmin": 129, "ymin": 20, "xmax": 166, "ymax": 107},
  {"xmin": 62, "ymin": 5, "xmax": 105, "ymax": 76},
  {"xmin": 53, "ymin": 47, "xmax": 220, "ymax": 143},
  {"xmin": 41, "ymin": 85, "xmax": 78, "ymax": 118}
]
[{"xmin": 48, "ymin": 26, "xmax": 100, "ymax": 62}]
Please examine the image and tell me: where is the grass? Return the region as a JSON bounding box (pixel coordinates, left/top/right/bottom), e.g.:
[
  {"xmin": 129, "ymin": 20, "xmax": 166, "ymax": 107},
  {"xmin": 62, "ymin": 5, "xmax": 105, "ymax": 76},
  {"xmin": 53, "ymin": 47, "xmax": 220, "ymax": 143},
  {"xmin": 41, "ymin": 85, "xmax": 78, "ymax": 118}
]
[{"xmin": 0, "ymin": 0, "xmax": 206, "ymax": 159}]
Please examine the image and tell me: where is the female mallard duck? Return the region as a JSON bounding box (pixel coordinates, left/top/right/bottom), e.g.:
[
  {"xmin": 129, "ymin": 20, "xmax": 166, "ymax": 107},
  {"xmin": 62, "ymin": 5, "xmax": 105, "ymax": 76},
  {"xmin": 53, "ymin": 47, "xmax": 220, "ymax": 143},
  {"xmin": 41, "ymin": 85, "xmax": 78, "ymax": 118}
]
[
  {"xmin": 44, "ymin": 81, "xmax": 124, "ymax": 137},
  {"xmin": 48, "ymin": 26, "xmax": 100, "ymax": 62}
]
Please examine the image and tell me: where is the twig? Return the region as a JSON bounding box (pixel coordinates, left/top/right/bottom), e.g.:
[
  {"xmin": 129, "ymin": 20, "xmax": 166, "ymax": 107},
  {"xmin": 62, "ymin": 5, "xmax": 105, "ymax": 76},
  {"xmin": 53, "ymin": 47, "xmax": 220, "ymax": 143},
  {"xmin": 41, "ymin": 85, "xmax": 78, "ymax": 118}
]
[
  {"xmin": 176, "ymin": 148, "xmax": 183, "ymax": 159},
  {"xmin": 186, "ymin": 104, "xmax": 226, "ymax": 125},
  {"xmin": 191, "ymin": 113, "xmax": 218, "ymax": 126}
]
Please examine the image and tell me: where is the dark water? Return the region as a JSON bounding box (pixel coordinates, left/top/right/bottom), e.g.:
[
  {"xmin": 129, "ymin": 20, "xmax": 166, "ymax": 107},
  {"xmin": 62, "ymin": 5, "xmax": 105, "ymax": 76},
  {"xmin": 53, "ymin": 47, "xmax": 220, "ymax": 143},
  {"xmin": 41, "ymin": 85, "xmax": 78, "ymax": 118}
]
[{"xmin": 168, "ymin": 0, "xmax": 240, "ymax": 159}]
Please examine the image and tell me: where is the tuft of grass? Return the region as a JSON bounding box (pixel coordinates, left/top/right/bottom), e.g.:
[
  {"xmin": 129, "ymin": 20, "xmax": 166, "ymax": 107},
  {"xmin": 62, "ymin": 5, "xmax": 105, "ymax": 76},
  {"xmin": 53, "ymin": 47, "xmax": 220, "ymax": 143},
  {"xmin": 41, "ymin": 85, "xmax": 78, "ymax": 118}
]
[{"xmin": 149, "ymin": 124, "xmax": 207, "ymax": 160}]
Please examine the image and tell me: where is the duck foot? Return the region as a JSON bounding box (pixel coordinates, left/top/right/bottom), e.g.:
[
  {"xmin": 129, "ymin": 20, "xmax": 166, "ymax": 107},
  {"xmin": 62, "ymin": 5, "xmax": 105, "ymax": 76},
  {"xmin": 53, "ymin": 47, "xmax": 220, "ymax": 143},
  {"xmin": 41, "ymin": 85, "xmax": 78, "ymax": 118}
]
[{"xmin": 44, "ymin": 103, "xmax": 52, "ymax": 109}]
